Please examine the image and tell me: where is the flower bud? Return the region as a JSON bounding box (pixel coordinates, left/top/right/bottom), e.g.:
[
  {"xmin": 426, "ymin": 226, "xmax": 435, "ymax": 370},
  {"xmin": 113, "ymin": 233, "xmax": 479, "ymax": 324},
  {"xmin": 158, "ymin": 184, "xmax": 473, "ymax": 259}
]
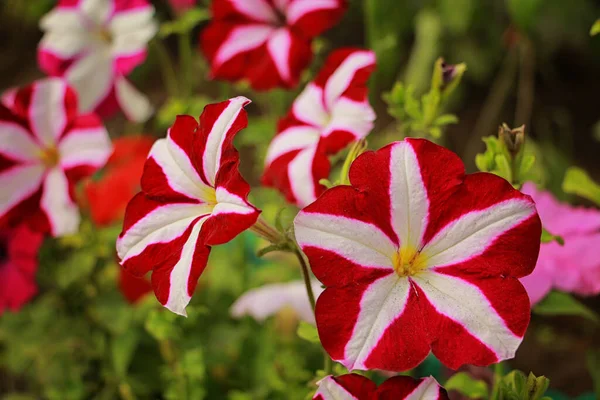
[
  {"xmin": 432, "ymin": 58, "xmax": 467, "ymax": 97},
  {"xmin": 498, "ymin": 123, "xmax": 525, "ymax": 157}
]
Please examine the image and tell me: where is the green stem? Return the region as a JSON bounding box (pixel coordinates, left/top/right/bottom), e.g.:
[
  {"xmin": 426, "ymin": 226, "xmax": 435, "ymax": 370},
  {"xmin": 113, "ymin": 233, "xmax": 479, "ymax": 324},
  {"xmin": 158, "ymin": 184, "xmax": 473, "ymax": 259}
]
[
  {"xmin": 178, "ymin": 31, "xmax": 194, "ymax": 100},
  {"xmin": 152, "ymin": 40, "xmax": 179, "ymax": 98},
  {"xmin": 294, "ymin": 249, "xmax": 316, "ymax": 311},
  {"xmin": 490, "ymin": 362, "xmax": 504, "ymax": 400}
]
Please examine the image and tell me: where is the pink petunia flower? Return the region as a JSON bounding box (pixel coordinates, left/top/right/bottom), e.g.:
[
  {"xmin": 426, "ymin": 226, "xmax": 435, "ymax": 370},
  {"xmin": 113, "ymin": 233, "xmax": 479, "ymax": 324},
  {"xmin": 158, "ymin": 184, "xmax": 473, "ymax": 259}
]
[
  {"xmin": 314, "ymin": 374, "xmax": 448, "ymax": 400},
  {"xmin": 294, "ymin": 138, "xmax": 541, "ymax": 372},
  {"xmin": 116, "ymin": 97, "xmax": 260, "ymax": 316},
  {"xmin": 200, "ymin": 0, "xmax": 347, "ymax": 90},
  {"xmin": 38, "ymin": 0, "xmax": 158, "ymax": 122},
  {"xmin": 0, "ymin": 224, "xmax": 45, "ymax": 315},
  {"xmin": 230, "ymin": 280, "xmax": 324, "ymax": 323},
  {"xmin": 520, "ymin": 182, "xmax": 600, "ymax": 304},
  {"xmin": 262, "ymin": 48, "xmax": 376, "ymax": 207},
  {"xmin": 0, "ymin": 78, "xmax": 112, "ymax": 236}
]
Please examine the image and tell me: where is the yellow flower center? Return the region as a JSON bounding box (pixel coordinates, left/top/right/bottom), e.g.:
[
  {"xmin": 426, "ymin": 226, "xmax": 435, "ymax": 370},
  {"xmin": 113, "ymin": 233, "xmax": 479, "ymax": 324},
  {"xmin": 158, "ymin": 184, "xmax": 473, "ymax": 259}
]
[
  {"xmin": 39, "ymin": 146, "xmax": 59, "ymax": 167},
  {"xmin": 392, "ymin": 246, "xmax": 428, "ymax": 277},
  {"xmin": 98, "ymin": 28, "xmax": 113, "ymax": 44}
]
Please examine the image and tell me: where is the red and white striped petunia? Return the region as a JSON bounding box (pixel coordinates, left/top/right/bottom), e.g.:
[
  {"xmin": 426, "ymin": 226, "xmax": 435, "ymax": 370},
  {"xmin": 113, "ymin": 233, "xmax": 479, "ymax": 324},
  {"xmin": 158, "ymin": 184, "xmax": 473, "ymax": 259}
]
[
  {"xmin": 200, "ymin": 0, "xmax": 347, "ymax": 90},
  {"xmin": 262, "ymin": 48, "xmax": 376, "ymax": 207},
  {"xmin": 294, "ymin": 138, "xmax": 541, "ymax": 372},
  {"xmin": 38, "ymin": 0, "xmax": 157, "ymax": 122},
  {"xmin": 0, "ymin": 78, "xmax": 111, "ymax": 236},
  {"xmin": 116, "ymin": 97, "xmax": 260, "ymax": 316},
  {"xmin": 314, "ymin": 374, "xmax": 448, "ymax": 400}
]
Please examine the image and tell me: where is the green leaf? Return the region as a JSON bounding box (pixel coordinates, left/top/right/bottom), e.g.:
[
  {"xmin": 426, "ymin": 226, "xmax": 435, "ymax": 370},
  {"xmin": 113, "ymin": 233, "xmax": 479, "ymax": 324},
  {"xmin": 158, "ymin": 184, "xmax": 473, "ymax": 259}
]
[
  {"xmin": 591, "ymin": 19, "xmax": 600, "ymax": 36},
  {"xmin": 494, "ymin": 154, "xmax": 512, "ymax": 182},
  {"xmin": 111, "ymin": 330, "xmax": 140, "ymax": 377},
  {"xmin": 526, "ymin": 372, "xmax": 550, "ymax": 400},
  {"xmin": 145, "ymin": 309, "xmax": 181, "ymax": 340},
  {"xmin": 54, "ymin": 251, "xmax": 96, "ymax": 288},
  {"xmin": 518, "ymin": 154, "xmax": 536, "ymax": 176},
  {"xmin": 434, "ymin": 114, "xmax": 459, "ymax": 126},
  {"xmin": 562, "ymin": 167, "xmax": 600, "ymax": 206},
  {"xmin": 444, "ymin": 372, "xmax": 489, "ymax": 399},
  {"xmin": 296, "ymin": 321, "xmax": 320, "ymax": 343},
  {"xmin": 159, "ymin": 8, "xmax": 210, "ymax": 37},
  {"xmin": 541, "ymin": 228, "xmax": 564, "ymax": 245},
  {"xmin": 533, "ymin": 291, "xmax": 599, "ymax": 324}
]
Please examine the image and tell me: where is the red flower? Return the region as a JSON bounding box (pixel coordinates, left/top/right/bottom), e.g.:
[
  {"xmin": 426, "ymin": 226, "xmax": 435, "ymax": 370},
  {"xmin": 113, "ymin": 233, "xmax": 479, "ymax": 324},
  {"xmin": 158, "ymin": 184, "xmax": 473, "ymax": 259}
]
[
  {"xmin": 294, "ymin": 138, "xmax": 541, "ymax": 372},
  {"xmin": 314, "ymin": 374, "xmax": 448, "ymax": 400},
  {"xmin": 0, "ymin": 78, "xmax": 112, "ymax": 236},
  {"xmin": 116, "ymin": 97, "xmax": 260, "ymax": 315},
  {"xmin": 119, "ymin": 267, "xmax": 152, "ymax": 304},
  {"xmin": 85, "ymin": 136, "xmax": 154, "ymax": 226},
  {"xmin": 262, "ymin": 48, "xmax": 376, "ymax": 206},
  {"xmin": 200, "ymin": 0, "xmax": 347, "ymax": 90},
  {"xmin": 0, "ymin": 224, "xmax": 44, "ymax": 315}
]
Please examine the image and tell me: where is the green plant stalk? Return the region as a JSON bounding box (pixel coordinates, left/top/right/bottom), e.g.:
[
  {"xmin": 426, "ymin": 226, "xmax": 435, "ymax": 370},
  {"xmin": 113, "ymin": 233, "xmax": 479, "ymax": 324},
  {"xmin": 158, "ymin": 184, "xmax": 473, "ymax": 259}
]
[
  {"xmin": 152, "ymin": 40, "xmax": 180, "ymax": 98},
  {"xmin": 490, "ymin": 362, "xmax": 504, "ymax": 400},
  {"xmin": 178, "ymin": 30, "xmax": 194, "ymax": 100}
]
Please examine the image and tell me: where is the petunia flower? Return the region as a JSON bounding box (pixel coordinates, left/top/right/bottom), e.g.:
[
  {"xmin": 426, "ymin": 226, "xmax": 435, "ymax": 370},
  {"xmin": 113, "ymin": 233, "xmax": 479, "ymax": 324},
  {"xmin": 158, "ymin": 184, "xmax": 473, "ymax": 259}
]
[
  {"xmin": 0, "ymin": 78, "xmax": 112, "ymax": 236},
  {"xmin": 200, "ymin": 0, "xmax": 347, "ymax": 90},
  {"xmin": 0, "ymin": 224, "xmax": 45, "ymax": 315},
  {"xmin": 230, "ymin": 280, "xmax": 324, "ymax": 323},
  {"xmin": 314, "ymin": 374, "xmax": 448, "ymax": 400},
  {"xmin": 85, "ymin": 136, "xmax": 154, "ymax": 226},
  {"xmin": 520, "ymin": 182, "xmax": 600, "ymax": 304},
  {"xmin": 262, "ymin": 48, "xmax": 376, "ymax": 207},
  {"xmin": 116, "ymin": 97, "xmax": 260, "ymax": 316},
  {"xmin": 294, "ymin": 138, "xmax": 541, "ymax": 372},
  {"xmin": 38, "ymin": 0, "xmax": 158, "ymax": 122},
  {"xmin": 119, "ymin": 268, "xmax": 153, "ymax": 304}
]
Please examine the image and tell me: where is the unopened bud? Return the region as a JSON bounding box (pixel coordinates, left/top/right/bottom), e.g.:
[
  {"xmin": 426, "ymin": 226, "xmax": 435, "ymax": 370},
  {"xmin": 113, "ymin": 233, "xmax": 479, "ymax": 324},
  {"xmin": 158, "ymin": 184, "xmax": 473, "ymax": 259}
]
[
  {"xmin": 498, "ymin": 123, "xmax": 525, "ymax": 157},
  {"xmin": 432, "ymin": 58, "xmax": 467, "ymax": 97}
]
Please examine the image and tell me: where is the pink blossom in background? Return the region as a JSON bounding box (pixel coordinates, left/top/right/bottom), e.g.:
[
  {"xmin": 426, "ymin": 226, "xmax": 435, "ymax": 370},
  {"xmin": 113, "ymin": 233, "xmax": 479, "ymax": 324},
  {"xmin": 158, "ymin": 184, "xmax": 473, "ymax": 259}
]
[
  {"xmin": 230, "ymin": 280, "xmax": 324, "ymax": 324},
  {"xmin": 0, "ymin": 78, "xmax": 112, "ymax": 236},
  {"xmin": 520, "ymin": 182, "xmax": 600, "ymax": 304},
  {"xmin": 38, "ymin": 0, "xmax": 158, "ymax": 122},
  {"xmin": 0, "ymin": 225, "xmax": 44, "ymax": 315},
  {"xmin": 168, "ymin": 0, "xmax": 196, "ymax": 13}
]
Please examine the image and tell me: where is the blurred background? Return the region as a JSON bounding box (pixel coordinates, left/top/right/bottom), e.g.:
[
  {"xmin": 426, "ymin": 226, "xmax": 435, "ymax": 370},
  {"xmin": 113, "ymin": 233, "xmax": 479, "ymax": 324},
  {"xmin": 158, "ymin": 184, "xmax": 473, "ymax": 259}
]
[{"xmin": 1, "ymin": 0, "xmax": 599, "ymax": 399}]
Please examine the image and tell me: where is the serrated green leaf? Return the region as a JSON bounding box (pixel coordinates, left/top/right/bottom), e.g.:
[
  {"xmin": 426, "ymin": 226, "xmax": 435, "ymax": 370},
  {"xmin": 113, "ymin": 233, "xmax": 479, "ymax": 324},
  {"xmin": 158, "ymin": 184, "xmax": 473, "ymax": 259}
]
[
  {"xmin": 296, "ymin": 321, "xmax": 319, "ymax": 343},
  {"xmin": 533, "ymin": 291, "xmax": 599, "ymax": 323},
  {"xmin": 562, "ymin": 167, "xmax": 600, "ymax": 206},
  {"xmin": 445, "ymin": 372, "xmax": 488, "ymax": 399}
]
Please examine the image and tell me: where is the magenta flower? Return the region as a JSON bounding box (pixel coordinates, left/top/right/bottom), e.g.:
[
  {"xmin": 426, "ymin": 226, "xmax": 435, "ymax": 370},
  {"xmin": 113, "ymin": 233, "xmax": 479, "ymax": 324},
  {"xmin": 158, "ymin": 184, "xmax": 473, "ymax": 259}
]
[
  {"xmin": 200, "ymin": 0, "xmax": 347, "ymax": 90},
  {"xmin": 0, "ymin": 225, "xmax": 45, "ymax": 315},
  {"xmin": 116, "ymin": 97, "xmax": 260, "ymax": 316},
  {"xmin": 294, "ymin": 139, "xmax": 541, "ymax": 372},
  {"xmin": 262, "ymin": 48, "xmax": 376, "ymax": 207},
  {"xmin": 0, "ymin": 78, "xmax": 111, "ymax": 236},
  {"xmin": 38, "ymin": 0, "xmax": 157, "ymax": 122},
  {"xmin": 520, "ymin": 182, "xmax": 600, "ymax": 304}
]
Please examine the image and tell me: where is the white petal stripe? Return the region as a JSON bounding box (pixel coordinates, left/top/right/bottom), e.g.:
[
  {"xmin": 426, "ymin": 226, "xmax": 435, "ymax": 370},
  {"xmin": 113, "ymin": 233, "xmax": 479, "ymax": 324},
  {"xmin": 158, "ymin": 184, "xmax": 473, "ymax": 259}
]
[
  {"xmin": 116, "ymin": 203, "xmax": 211, "ymax": 262},
  {"xmin": 295, "ymin": 211, "xmax": 396, "ymax": 269},
  {"xmin": 66, "ymin": 52, "xmax": 114, "ymax": 113},
  {"xmin": 164, "ymin": 217, "xmax": 207, "ymax": 316},
  {"xmin": 266, "ymin": 28, "xmax": 292, "ymax": 82},
  {"xmin": 405, "ymin": 377, "xmax": 444, "ymax": 400},
  {"xmin": 314, "ymin": 375, "xmax": 359, "ymax": 400},
  {"xmin": 389, "ymin": 141, "xmax": 429, "ymax": 249},
  {"xmin": 115, "ymin": 76, "xmax": 153, "ymax": 123},
  {"xmin": 323, "ymin": 51, "xmax": 375, "ymax": 111},
  {"xmin": 80, "ymin": 0, "xmax": 113, "ymax": 25},
  {"xmin": 265, "ymin": 125, "xmax": 320, "ymax": 165},
  {"xmin": 286, "ymin": 0, "xmax": 340, "ymax": 25},
  {"xmin": 29, "ymin": 78, "xmax": 68, "ymax": 147},
  {"xmin": 202, "ymin": 96, "xmax": 250, "ymax": 186},
  {"xmin": 0, "ymin": 122, "xmax": 41, "ymax": 162},
  {"xmin": 58, "ymin": 127, "xmax": 111, "ymax": 169},
  {"xmin": 345, "ymin": 275, "xmax": 410, "ymax": 370},
  {"xmin": 324, "ymin": 98, "xmax": 375, "ymax": 140},
  {"xmin": 39, "ymin": 32, "xmax": 88, "ymax": 58},
  {"xmin": 288, "ymin": 145, "xmax": 318, "ymax": 207},
  {"xmin": 214, "ymin": 25, "xmax": 274, "ymax": 67},
  {"xmin": 424, "ymin": 199, "xmax": 536, "ymax": 268},
  {"xmin": 213, "ymin": 187, "xmax": 256, "ymax": 215},
  {"xmin": 0, "ymin": 164, "xmax": 45, "ymax": 216},
  {"xmin": 40, "ymin": 8, "xmax": 85, "ymax": 32},
  {"xmin": 412, "ymin": 271, "xmax": 521, "ymax": 360},
  {"xmin": 41, "ymin": 167, "xmax": 80, "ymax": 236},
  {"xmin": 229, "ymin": 0, "xmax": 278, "ymax": 24},
  {"xmin": 292, "ymin": 83, "xmax": 328, "ymax": 127}
]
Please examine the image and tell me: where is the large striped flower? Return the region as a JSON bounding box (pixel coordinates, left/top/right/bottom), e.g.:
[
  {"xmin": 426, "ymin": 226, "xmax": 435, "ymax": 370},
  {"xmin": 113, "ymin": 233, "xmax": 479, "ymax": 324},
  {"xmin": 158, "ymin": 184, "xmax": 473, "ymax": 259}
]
[
  {"xmin": 314, "ymin": 374, "xmax": 448, "ymax": 400},
  {"xmin": 38, "ymin": 0, "xmax": 157, "ymax": 122},
  {"xmin": 0, "ymin": 78, "xmax": 111, "ymax": 236},
  {"xmin": 262, "ymin": 48, "xmax": 376, "ymax": 207},
  {"xmin": 294, "ymin": 139, "xmax": 541, "ymax": 372},
  {"xmin": 200, "ymin": 0, "xmax": 347, "ymax": 90},
  {"xmin": 116, "ymin": 97, "xmax": 260, "ymax": 316}
]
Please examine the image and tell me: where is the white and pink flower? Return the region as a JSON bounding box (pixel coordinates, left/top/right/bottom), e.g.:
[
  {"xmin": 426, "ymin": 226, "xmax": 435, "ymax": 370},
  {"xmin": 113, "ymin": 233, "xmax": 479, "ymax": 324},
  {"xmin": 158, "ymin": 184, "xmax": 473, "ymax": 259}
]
[
  {"xmin": 314, "ymin": 374, "xmax": 448, "ymax": 400},
  {"xmin": 200, "ymin": 0, "xmax": 347, "ymax": 90},
  {"xmin": 38, "ymin": 0, "xmax": 157, "ymax": 122},
  {"xmin": 0, "ymin": 78, "xmax": 111, "ymax": 236},
  {"xmin": 294, "ymin": 138, "xmax": 542, "ymax": 372},
  {"xmin": 262, "ymin": 48, "xmax": 376, "ymax": 207},
  {"xmin": 116, "ymin": 97, "xmax": 260, "ymax": 316}
]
